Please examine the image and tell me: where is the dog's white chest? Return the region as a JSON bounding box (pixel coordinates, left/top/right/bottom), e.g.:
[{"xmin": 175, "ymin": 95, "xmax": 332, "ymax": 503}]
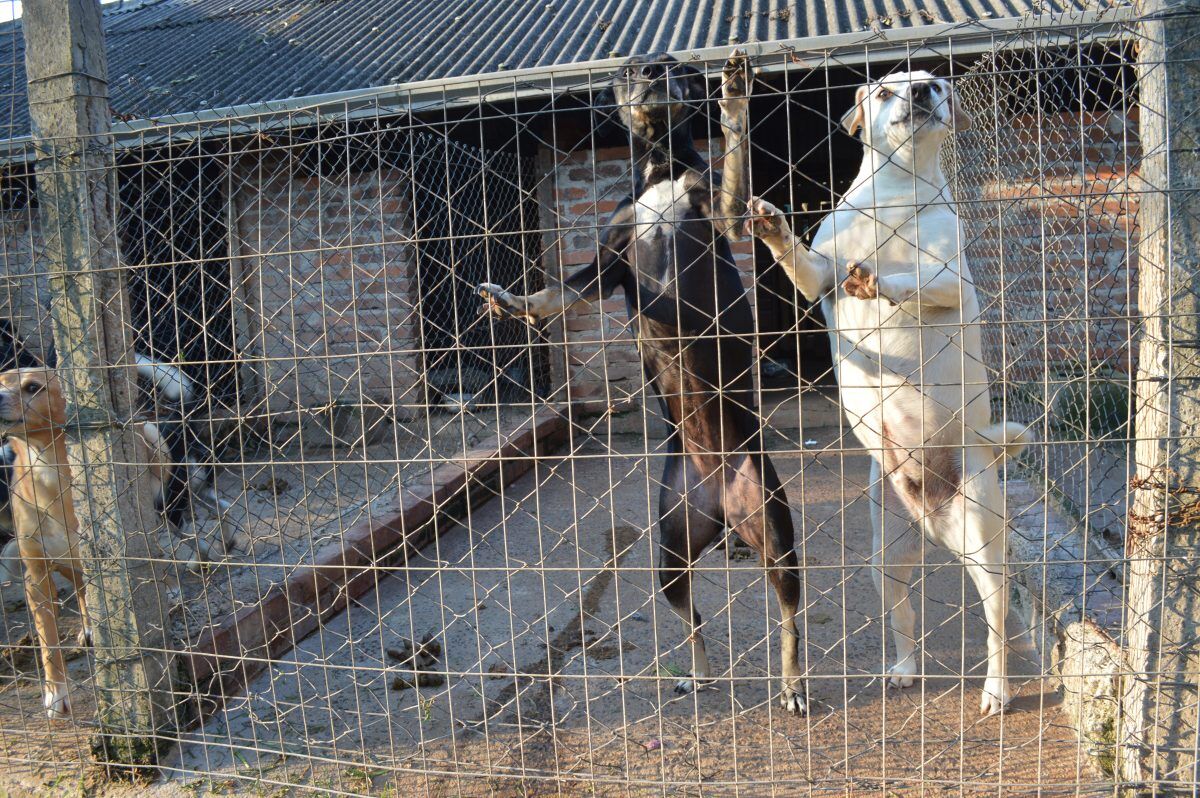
[
  {"xmin": 816, "ymin": 201, "xmax": 959, "ymax": 268},
  {"xmin": 26, "ymin": 448, "xmax": 65, "ymax": 494},
  {"xmin": 634, "ymin": 177, "xmax": 692, "ymax": 239}
]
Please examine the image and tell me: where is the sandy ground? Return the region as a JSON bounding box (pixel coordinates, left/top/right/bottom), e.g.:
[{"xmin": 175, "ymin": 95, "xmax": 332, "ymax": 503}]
[{"xmin": 0, "ymin": 422, "xmax": 1108, "ymax": 796}]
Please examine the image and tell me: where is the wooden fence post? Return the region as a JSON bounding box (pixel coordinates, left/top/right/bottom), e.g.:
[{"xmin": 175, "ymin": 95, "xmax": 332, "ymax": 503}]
[
  {"xmin": 1121, "ymin": 0, "xmax": 1200, "ymax": 787},
  {"xmin": 22, "ymin": 0, "xmax": 176, "ymax": 769}
]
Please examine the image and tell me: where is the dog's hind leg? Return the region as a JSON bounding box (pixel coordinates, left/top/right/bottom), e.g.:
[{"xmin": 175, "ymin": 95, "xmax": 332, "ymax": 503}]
[
  {"xmin": 958, "ymin": 502, "xmax": 1010, "ymax": 715},
  {"xmin": 728, "ymin": 453, "xmax": 807, "ymax": 714},
  {"xmin": 658, "ymin": 454, "xmax": 721, "ymax": 695},
  {"xmin": 932, "ymin": 463, "xmax": 1010, "ymax": 715},
  {"xmin": 57, "ymin": 564, "xmax": 90, "ymax": 647},
  {"xmin": 868, "ymin": 460, "xmax": 922, "ymax": 689},
  {"xmin": 963, "ymin": 538, "xmax": 1008, "ymax": 715}
]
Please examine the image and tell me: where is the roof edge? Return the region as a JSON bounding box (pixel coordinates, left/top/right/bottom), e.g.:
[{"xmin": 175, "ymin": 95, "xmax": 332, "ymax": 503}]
[{"xmin": 1, "ymin": 5, "xmax": 1137, "ymax": 159}]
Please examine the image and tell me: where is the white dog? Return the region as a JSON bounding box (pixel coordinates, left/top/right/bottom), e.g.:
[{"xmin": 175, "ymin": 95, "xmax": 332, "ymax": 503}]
[{"xmin": 746, "ymin": 71, "xmax": 1031, "ymax": 715}]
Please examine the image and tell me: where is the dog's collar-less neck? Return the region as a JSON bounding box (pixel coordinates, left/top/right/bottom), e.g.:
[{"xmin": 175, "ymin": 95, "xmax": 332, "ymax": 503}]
[
  {"xmin": 852, "ymin": 139, "xmax": 951, "ymax": 203},
  {"xmin": 632, "ymin": 138, "xmax": 705, "ymax": 186}
]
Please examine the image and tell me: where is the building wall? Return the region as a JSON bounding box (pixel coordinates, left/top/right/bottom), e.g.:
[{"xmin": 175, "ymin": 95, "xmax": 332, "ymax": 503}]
[
  {"xmin": 960, "ymin": 109, "xmax": 1140, "ymax": 383},
  {"xmin": 0, "ymin": 209, "xmax": 54, "ymax": 362},
  {"xmin": 229, "ymin": 153, "xmax": 424, "ymax": 420}
]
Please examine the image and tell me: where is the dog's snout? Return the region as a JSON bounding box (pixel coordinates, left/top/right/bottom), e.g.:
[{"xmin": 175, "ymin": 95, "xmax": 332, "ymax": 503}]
[{"xmin": 909, "ymin": 82, "xmax": 933, "ymax": 104}]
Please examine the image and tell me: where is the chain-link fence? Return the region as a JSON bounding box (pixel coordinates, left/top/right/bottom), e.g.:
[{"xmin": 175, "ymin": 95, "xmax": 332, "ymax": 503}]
[
  {"xmin": 0, "ymin": 3, "xmax": 1193, "ymax": 795},
  {"xmin": 951, "ymin": 43, "xmax": 1138, "ymax": 560}
]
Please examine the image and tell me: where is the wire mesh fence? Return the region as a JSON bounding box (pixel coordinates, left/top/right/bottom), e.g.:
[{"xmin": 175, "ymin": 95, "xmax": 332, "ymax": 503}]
[{"xmin": 0, "ymin": 4, "xmax": 1192, "ymax": 795}]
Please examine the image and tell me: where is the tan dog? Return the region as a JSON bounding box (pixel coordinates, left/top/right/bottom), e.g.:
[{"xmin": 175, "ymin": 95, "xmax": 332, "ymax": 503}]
[
  {"xmin": 0, "ymin": 364, "xmax": 227, "ymax": 719},
  {"xmin": 0, "ymin": 367, "xmax": 86, "ymax": 719}
]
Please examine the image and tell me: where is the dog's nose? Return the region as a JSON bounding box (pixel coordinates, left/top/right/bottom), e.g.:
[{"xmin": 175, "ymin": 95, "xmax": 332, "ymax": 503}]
[{"xmin": 910, "ymin": 82, "xmax": 932, "ymax": 103}]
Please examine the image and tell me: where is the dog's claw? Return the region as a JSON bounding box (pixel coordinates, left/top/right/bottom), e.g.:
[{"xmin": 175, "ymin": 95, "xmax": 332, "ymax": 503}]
[
  {"xmin": 721, "ymin": 49, "xmax": 753, "ymax": 100},
  {"xmin": 887, "ymin": 660, "xmax": 917, "ymax": 689},
  {"xmin": 76, "ymin": 627, "xmax": 92, "ymax": 648},
  {"xmin": 477, "ymin": 282, "xmax": 520, "ymax": 322},
  {"xmin": 843, "ymin": 262, "xmax": 880, "ymax": 301},
  {"xmin": 673, "ymin": 675, "xmax": 714, "ymax": 695},
  {"xmin": 744, "ymin": 197, "xmax": 787, "ymax": 241}
]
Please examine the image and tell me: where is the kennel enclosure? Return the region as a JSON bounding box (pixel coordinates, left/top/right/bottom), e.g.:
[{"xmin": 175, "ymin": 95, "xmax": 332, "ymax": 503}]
[{"xmin": 0, "ymin": 0, "xmax": 1194, "ymax": 794}]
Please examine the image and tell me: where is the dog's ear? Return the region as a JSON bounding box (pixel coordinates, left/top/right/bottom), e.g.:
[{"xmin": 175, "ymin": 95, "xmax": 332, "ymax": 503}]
[
  {"xmin": 591, "ymin": 85, "xmax": 620, "ymax": 132},
  {"xmin": 945, "ymin": 81, "xmax": 972, "ymax": 132},
  {"xmin": 842, "ymin": 85, "xmax": 870, "ymax": 137},
  {"xmin": 679, "ymin": 62, "xmax": 707, "ymax": 103},
  {"xmin": 45, "ymin": 375, "xmax": 66, "ymax": 426}
]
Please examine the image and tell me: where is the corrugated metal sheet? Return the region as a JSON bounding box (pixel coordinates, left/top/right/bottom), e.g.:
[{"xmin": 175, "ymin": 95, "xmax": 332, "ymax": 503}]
[{"xmin": 0, "ymin": 0, "xmax": 1090, "ymax": 139}]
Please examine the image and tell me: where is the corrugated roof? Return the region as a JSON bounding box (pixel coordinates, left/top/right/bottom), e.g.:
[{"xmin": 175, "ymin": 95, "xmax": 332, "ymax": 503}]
[{"xmin": 0, "ymin": 0, "xmax": 1093, "ymax": 139}]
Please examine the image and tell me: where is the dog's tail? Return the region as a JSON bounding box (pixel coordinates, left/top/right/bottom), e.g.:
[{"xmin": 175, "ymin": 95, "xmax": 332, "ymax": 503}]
[
  {"xmin": 135, "ymin": 353, "xmax": 193, "ymax": 406},
  {"xmin": 977, "ymin": 421, "xmax": 1034, "ymax": 462}
]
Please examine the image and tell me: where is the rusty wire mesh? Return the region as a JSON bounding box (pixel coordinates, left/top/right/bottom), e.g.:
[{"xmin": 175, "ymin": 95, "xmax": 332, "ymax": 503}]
[{"xmin": 0, "ymin": 6, "xmax": 1181, "ymax": 797}]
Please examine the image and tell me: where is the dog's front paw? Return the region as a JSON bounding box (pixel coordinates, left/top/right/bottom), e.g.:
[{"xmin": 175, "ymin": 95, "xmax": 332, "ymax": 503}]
[
  {"xmin": 76, "ymin": 626, "xmax": 92, "ymax": 648},
  {"xmin": 843, "ymin": 263, "xmax": 888, "ymax": 303},
  {"xmin": 779, "ymin": 679, "xmax": 808, "ymax": 715},
  {"xmin": 979, "ymin": 677, "xmax": 1009, "ymax": 716},
  {"xmin": 44, "ymin": 682, "xmax": 71, "ymax": 720},
  {"xmin": 720, "ymin": 49, "xmax": 753, "ymax": 107},
  {"xmin": 478, "ymin": 283, "xmax": 531, "ymax": 324},
  {"xmin": 744, "ymin": 197, "xmax": 790, "ymax": 242}
]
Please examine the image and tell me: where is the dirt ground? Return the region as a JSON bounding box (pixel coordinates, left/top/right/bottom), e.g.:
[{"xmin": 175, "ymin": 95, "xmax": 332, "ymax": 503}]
[
  {"xmin": 0, "ymin": 405, "xmax": 534, "ymax": 647},
  {"xmin": 0, "ymin": 422, "xmax": 1108, "ymax": 796}
]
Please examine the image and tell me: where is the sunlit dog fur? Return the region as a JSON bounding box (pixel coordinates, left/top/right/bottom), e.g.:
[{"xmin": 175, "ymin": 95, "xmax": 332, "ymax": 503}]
[
  {"xmin": 0, "ymin": 359, "xmax": 240, "ymax": 719},
  {"xmin": 746, "ymin": 71, "xmax": 1032, "ymax": 715},
  {"xmin": 0, "ymin": 367, "xmax": 86, "ymax": 719}
]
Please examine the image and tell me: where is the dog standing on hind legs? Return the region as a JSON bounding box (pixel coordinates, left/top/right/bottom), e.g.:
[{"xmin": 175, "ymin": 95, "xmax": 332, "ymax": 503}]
[
  {"xmin": 480, "ymin": 53, "xmax": 826, "ymax": 713},
  {"xmin": 745, "ymin": 71, "xmax": 1032, "ymax": 715}
]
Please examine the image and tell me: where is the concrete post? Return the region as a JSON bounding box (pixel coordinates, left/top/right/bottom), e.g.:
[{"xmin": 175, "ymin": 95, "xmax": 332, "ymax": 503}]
[
  {"xmin": 22, "ymin": 0, "xmax": 176, "ymax": 768},
  {"xmin": 1120, "ymin": 0, "xmax": 1200, "ymax": 787}
]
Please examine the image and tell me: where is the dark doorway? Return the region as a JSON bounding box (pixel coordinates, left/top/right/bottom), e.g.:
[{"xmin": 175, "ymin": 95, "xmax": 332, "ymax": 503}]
[
  {"xmin": 745, "ymin": 69, "xmax": 865, "ymax": 395},
  {"xmin": 408, "ymin": 131, "xmax": 547, "ymax": 403},
  {"xmin": 118, "ymin": 142, "xmax": 239, "ymax": 416}
]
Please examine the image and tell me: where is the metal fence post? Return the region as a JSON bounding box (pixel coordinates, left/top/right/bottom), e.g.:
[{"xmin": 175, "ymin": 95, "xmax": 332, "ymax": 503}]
[
  {"xmin": 22, "ymin": 0, "xmax": 176, "ymax": 768},
  {"xmin": 1122, "ymin": 0, "xmax": 1200, "ymax": 787}
]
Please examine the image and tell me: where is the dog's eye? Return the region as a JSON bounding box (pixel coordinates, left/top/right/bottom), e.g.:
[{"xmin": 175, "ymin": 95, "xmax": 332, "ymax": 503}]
[
  {"xmin": 931, "ymin": 83, "xmax": 942, "ymax": 94},
  {"xmin": 877, "ymin": 87, "xmax": 893, "ymax": 100},
  {"xmin": 23, "ymin": 382, "xmax": 40, "ymax": 395}
]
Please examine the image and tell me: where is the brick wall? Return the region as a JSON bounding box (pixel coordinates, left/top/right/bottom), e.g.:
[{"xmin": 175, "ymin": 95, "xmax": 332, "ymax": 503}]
[
  {"xmin": 535, "ymin": 140, "xmax": 755, "ymax": 406},
  {"xmin": 957, "ymin": 110, "xmax": 1140, "ymax": 381},
  {"xmin": 230, "ymin": 153, "xmax": 423, "ymax": 418}
]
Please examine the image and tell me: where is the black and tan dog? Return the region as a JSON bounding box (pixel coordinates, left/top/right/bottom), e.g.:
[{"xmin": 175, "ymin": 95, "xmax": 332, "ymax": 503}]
[{"xmin": 480, "ymin": 52, "xmax": 822, "ymax": 713}]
